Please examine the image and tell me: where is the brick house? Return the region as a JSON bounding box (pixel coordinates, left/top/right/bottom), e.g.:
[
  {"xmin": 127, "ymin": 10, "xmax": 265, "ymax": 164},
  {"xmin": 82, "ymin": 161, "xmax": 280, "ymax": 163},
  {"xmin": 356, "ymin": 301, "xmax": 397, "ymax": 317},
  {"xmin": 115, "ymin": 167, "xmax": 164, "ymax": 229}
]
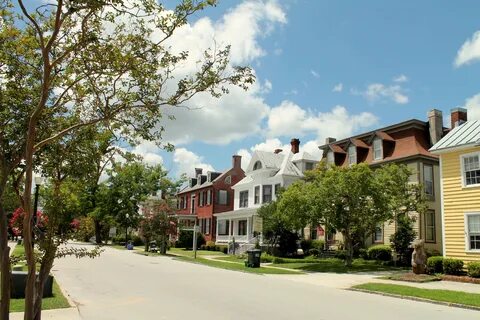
[
  {"xmin": 174, "ymin": 155, "xmax": 245, "ymax": 242},
  {"xmin": 317, "ymin": 108, "xmax": 459, "ymax": 253}
]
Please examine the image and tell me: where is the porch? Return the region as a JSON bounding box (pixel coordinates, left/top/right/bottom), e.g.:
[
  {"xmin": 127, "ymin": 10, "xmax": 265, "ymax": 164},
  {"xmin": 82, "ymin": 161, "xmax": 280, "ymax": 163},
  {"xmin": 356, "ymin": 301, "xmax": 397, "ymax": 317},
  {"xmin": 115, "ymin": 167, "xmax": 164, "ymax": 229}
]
[{"xmin": 214, "ymin": 209, "xmax": 261, "ymax": 245}]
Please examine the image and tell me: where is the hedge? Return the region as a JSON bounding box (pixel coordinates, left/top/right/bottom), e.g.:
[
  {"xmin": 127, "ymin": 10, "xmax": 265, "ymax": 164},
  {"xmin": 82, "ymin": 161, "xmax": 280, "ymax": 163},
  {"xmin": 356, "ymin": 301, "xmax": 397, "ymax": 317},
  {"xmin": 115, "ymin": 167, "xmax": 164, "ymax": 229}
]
[
  {"xmin": 367, "ymin": 245, "xmax": 392, "ymax": 261},
  {"xmin": 467, "ymin": 262, "xmax": 480, "ymax": 278},
  {"xmin": 443, "ymin": 258, "xmax": 464, "ymax": 275},
  {"xmin": 426, "ymin": 256, "xmax": 444, "ymax": 274}
]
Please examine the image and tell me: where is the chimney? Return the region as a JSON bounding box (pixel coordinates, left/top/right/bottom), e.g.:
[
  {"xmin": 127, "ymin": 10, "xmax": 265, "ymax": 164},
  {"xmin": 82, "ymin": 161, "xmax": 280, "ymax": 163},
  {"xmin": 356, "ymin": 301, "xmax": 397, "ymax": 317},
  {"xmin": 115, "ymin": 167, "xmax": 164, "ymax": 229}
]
[
  {"xmin": 232, "ymin": 155, "xmax": 242, "ymax": 169},
  {"xmin": 290, "ymin": 138, "xmax": 300, "ymax": 154},
  {"xmin": 451, "ymin": 108, "xmax": 468, "ymax": 128},
  {"xmin": 428, "ymin": 109, "xmax": 443, "ymax": 145},
  {"xmin": 325, "ymin": 137, "xmax": 336, "ymax": 145},
  {"xmin": 194, "ymin": 168, "xmax": 203, "ymax": 177},
  {"xmin": 274, "ymin": 149, "xmax": 282, "ymax": 154}
]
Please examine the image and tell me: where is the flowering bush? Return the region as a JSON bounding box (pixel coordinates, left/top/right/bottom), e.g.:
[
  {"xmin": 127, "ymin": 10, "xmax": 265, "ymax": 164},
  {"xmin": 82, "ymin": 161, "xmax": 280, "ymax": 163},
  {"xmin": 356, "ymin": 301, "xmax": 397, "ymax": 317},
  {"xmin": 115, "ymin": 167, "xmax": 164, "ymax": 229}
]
[{"xmin": 9, "ymin": 207, "xmax": 48, "ymax": 236}]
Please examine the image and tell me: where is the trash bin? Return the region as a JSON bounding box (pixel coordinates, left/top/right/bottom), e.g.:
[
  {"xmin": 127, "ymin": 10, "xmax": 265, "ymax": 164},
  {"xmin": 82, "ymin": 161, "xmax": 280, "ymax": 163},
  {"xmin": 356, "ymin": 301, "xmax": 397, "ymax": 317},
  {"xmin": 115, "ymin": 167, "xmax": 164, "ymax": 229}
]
[
  {"xmin": 246, "ymin": 249, "xmax": 262, "ymax": 268},
  {"xmin": 11, "ymin": 271, "xmax": 53, "ymax": 298}
]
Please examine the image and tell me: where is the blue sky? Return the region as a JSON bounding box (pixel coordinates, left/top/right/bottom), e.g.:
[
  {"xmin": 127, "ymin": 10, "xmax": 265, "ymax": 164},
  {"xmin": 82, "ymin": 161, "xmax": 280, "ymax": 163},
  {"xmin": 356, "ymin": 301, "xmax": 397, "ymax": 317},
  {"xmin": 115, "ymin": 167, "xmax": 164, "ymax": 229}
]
[{"xmin": 154, "ymin": 0, "xmax": 480, "ymax": 178}]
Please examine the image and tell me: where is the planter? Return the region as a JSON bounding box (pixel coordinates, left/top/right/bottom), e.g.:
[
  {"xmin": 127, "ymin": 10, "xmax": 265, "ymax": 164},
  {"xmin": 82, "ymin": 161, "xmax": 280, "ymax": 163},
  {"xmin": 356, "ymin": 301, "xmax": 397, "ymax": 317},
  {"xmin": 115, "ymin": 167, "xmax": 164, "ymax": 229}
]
[{"xmin": 11, "ymin": 271, "xmax": 53, "ymax": 298}]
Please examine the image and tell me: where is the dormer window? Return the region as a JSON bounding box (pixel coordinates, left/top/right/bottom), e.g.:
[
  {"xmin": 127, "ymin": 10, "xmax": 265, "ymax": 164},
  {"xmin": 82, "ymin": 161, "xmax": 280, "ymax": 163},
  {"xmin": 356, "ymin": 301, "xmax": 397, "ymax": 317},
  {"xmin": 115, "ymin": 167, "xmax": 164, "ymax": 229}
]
[
  {"xmin": 373, "ymin": 138, "xmax": 383, "ymax": 161},
  {"xmin": 253, "ymin": 161, "xmax": 262, "ymax": 170},
  {"xmin": 348, "ymin": 145, "xmax": 356, "ymax": 165},
  {"xmin": 327, "ymin": 151, "xmax": 335, "ymax": 165}
]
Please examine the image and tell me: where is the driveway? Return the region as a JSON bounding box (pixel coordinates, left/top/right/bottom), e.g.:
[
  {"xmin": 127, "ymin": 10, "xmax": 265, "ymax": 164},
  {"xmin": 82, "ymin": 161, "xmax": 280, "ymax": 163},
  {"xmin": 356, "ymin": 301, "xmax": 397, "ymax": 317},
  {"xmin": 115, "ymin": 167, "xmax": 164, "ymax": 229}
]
[{"xmin": 52, "ymin": 244, "xmax": 479, "ymax": 320}]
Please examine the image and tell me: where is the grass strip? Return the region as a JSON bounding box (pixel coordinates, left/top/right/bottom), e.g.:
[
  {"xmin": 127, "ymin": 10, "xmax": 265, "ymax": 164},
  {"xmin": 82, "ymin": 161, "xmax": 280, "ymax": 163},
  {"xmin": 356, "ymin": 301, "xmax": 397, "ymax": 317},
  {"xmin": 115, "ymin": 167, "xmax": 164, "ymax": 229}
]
[
  {"xmin": 174, "ymin": 256, "xmax": 302, "ymax": 275},
  {"xmin": 274, "ymin": 259, "xmax": 406, "ymax": 273},
  {"xmin": 352, "ymin": 283, "xmax": 480, "ymax": 309}
]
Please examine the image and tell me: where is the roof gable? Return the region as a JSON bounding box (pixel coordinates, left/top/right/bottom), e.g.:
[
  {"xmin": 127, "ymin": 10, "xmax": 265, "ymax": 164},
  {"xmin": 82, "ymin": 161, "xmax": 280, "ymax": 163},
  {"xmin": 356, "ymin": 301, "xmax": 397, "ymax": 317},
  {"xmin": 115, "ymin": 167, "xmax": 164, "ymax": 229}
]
[{"xmin": 430, "ymin": 120, "xmax": 480, "ymax": 152}]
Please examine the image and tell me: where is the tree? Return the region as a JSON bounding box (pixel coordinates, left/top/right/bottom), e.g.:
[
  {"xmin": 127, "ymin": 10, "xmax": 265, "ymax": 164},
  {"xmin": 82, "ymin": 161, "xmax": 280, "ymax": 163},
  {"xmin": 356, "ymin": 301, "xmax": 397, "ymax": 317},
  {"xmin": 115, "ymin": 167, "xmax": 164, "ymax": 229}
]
[
  {"xmin": 280, "ymin": 163, "xmax": 426, "ymax": 266},
  {"xmin": 0, "ymin": 1, "xmax": 253, "ymax": 318},
  {"xmin": 139, "ymin": 201, "xmax": 177, "ymax": 254},
  {"xmin": 390, "ymin": 214, "xmax": 417, "ymax": 265}
]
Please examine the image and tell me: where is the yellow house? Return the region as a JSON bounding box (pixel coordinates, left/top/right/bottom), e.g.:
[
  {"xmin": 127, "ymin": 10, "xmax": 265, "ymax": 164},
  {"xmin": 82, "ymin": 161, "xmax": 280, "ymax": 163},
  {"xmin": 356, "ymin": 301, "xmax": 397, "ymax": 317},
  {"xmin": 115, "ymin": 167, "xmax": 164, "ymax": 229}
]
[{"xmin": 430, "ymin": 117, "xmax": 480, "ymax": 264}]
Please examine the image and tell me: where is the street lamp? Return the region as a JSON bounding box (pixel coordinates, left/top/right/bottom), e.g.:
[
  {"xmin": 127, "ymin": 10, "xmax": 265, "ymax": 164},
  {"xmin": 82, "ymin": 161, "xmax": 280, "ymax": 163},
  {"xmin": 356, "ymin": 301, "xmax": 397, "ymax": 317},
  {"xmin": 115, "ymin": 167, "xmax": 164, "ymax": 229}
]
[
  {"xmin": 32, "ymin": 176, "xmax": 44, "ymax": 247},
  {"xmin": 125, "ymin": 213, "xmax": 129, "ymax": 247}
]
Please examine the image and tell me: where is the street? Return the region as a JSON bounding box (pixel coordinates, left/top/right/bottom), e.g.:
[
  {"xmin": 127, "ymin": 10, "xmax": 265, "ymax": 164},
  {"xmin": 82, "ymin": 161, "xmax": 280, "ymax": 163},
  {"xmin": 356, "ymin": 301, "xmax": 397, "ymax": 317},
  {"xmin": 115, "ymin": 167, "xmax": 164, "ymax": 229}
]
[{"xmin": 52, "ymin": 244, "xmax": 479, "ymax": 320}]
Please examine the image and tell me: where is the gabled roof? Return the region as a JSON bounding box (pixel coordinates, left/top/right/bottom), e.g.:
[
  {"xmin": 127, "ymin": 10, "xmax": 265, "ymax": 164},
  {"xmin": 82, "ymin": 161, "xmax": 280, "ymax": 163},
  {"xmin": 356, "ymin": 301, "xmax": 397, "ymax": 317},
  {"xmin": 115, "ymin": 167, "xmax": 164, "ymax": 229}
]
[
  {"xmin": 350, "ymin": 138, "xmax": 369, "ymax": 149},
  {"xmin": 430, "ymin": 120, "xmax": 480, "ymax": 153},
  {"xmin": 277, "ymin": 152, "xmax": 303, "ymax": 177},
  {"xmin": 329, "ymin": 144, "xmax": 346, "ymax": 154},
  {"xmin": 253, "ymin": 151, "xmax": 285, "ymax": 169},
  {"xmin": 373, "ymin": 131, "xmax": 395, "ymax": 142}
]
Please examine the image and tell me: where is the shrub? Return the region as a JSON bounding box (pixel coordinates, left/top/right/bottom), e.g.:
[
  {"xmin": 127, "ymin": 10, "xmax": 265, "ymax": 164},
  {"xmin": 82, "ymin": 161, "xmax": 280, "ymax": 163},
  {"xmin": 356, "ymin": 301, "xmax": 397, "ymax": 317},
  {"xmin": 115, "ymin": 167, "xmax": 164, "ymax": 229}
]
[
  {"xmin": 309, "ymin": 248, "xmax": 320, "ymax": 257},
  {"xmin": 358, "ymin": 248, "xmax": 369, "ymax": 260},
  {"xmin": 272, "ymin": 257, "xmax": 286, "ymax": 264},
  {"xmin": 426, "ymin": 256, "xmax": 444, "ymax": 274},
  {"xmin": 390, "ymin": 214, "xmax": 416, "ymax": 264},
  {"xmin": 311, "ymin": 240, "xmax": 325, "ymax": 250},
  {"xmin": 467, "ymin": 262, "xmax": 480, "ymax": 278},
  {"xmin": 176, "ymin": 230, "xmax": 205, "ymax": 249},
  {"xmin": 443, "ymin": 258, "xmax": 464, "ymax": 275},
  {"xmin": 367, "ymin": 245, "xmax": 392, "ymax": 261},
  {"xmin": 300, "ymin": 239, "xmax": 312, "ymax": 252},
  {"xmin": 334, "ymin": 250, "xmax": 347, "ymax": 260},
  {"xmin": 131, "ymin": 235, "xmax": 144, "ymax": 246},
  {"xmin": 222, "ymin": 247, "xmax": 228, "ymax": 254}
]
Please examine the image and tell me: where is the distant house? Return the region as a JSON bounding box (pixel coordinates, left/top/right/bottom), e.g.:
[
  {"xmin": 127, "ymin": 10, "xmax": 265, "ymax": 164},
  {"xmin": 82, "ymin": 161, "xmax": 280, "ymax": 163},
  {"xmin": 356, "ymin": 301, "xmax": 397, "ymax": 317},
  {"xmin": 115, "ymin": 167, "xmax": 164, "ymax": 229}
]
[
  {"xmin": 318, "ymin": 109, "xmax": 452, "ymax": 253},
  {"xmin": 174, "ymin": 155, "xmax": 245, "ymax": 242},
  {"xmin": 214, "ymin": 138, "xmax": 319, "ymax": 249},
  {"xmin": 430, "ymin": 112, "xmax": 480, "ymax": 263}
]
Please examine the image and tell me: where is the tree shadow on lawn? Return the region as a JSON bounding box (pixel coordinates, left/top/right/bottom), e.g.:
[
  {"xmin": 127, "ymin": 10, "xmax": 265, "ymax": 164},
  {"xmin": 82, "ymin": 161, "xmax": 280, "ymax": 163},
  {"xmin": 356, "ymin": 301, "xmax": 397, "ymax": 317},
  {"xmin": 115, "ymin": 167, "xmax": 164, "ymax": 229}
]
[{"xmin": 274, "ymin": 259, "xmax": 407, "ymax": 274}]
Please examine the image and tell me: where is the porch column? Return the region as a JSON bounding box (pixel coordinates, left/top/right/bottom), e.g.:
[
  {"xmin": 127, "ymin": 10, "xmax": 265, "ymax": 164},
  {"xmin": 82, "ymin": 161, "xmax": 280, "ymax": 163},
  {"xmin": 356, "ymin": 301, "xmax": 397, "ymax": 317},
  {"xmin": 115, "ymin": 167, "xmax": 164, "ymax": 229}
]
[
  {"xmin": 246, "ymin": 217, "xmax": 250, "ymax": 241},
  {"xmin": 215, "ymin": 218, "xmax": 219, "ymax": 241},
  {"xmin": 229, "ymin": 219, "xmax": 232, "ymax": 241}
]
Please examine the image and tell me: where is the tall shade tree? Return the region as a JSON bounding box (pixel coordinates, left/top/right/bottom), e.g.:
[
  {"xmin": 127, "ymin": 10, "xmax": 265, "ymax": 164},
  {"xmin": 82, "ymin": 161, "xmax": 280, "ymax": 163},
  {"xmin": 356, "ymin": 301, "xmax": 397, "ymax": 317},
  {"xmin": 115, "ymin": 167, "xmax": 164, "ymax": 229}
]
[
  {"xmin": 0, "ymin": 1, "xmax": 254, "ymax": 318},
  {"xmin": 280, "ymin": 163, "xmax": 426, "ymax": 266}
]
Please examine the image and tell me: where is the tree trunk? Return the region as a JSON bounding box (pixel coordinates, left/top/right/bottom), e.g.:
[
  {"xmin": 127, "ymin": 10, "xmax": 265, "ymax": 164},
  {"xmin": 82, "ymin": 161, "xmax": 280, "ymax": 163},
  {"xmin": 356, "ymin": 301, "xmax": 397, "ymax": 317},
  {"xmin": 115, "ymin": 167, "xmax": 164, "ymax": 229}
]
[
  {"xmin": 94, "ymin": 219, "xmax": 102, "ymax": 244},
  {"xmin": 33, "ymin": 249, "xmax": 55, "ymax": 320},
  {"xmin": 344, "ymin": 232, "xmax": 353, "ymax": 267},
  {"xmin": 144, "ymin": 237, "xmax": 150, "ymax": 252},
  {"xmin": 0, "ymin": 204, "xmax": 11, "ymax": 320}
]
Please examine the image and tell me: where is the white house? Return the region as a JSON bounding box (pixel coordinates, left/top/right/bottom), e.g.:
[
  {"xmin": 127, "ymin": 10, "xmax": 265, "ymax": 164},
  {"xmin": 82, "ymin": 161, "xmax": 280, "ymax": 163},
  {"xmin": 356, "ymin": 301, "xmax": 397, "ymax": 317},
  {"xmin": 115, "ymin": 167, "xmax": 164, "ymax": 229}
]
[{"xmin": 214, "ymin": 139, "xmax": 319, "ymax": 247}]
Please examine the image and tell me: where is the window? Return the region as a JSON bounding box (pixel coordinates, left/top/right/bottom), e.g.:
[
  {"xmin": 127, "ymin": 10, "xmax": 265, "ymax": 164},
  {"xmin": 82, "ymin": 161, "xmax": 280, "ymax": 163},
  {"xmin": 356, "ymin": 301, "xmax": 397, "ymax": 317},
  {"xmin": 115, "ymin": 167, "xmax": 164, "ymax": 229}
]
[
  {"xmin": 348, "ymin": 145, "xmax": 356, "ymax": 165},
  {"xmin": 274, "ymin": 184, "xmax": 281, "ymax": 196},
  {"xmin": 225, "ymin": 175, "xmax": 232, "ymax": 184},
  {"xmin": 199, "ymin": 191, "xmax": 204, "ymax": 207},
  {"xmin": 262, "ymin": 185, "xmax": 272, "ymax": 203},
  {"xmin": 305, "ymin": 162, "xmax": 314, "ymax": 171},
  {"xmin": 463, "ymin": 154, "xmax": 480, "ymax": 186},
  {"xmin": 425, "ymin": 211, "xmax": 435, "ymax": 242},
  {"xmin": 373, "ymin": 138, "xmax": 383, "ymax": 160},
  {"xmin": 239, "ymin": 191, "xmax": 249, "ymax": 208},
  {"xmin": 310, "ymin": 227, "xmax": 317, "ymax": 240},
  {"xmin": 238, "ymin": 220, "xmax": 247, "ymax": 236},
  {"xmin": 218, "ymin": 220, "xmax": 229, "ymax": 235},
  {"xmin": 327, "ymin": 151, "xmax": 335, "ymax": 165},
  {"xmin": 183, "ymin": 196, "xmax": 187, "ymax": 209},
  {"xmin": 423, "ymin": 164, "xmax": 434, "ymax": 196},
  {"xmin": 206, "ymin": 190, "xmax": 212, "ymax": 205},
  {"xmin": 374, "ymin": 224, "xmax": 383, "ymax": 242},
  {"xmin": 218, "ymin": 190, "xmax": 228, "ymax": 205},
  {"xmin": 205, "ymin": 218, "xmax": 210, "ymax": 235},
  {"xmin": 253, "ymin": 161, "xmax": 262, "ymax": 170},
  {"xmin": 466, "ymin": 213, "xmax": 480, "ymax": 251},
  {"xmin": 254, "ymin": 186, "xmax": 260, "ymax": 204},
  {"xmin": 190, "ymin": 195, "xmax": 195, "ymax": 214}
]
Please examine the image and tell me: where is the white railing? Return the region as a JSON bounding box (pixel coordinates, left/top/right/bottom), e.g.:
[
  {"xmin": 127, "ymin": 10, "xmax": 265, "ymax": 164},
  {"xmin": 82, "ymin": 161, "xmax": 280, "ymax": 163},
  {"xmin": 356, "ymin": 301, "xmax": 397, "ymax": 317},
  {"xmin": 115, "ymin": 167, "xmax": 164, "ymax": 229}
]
[{"xmin": 233, "ymin": 236, "xmax": 261, "ymax": 255}]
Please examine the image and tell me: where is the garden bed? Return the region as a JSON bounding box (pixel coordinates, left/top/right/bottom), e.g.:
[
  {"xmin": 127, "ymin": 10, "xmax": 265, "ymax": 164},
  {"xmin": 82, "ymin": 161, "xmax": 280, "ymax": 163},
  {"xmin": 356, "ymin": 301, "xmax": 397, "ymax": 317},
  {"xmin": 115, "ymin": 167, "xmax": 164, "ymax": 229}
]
[
  {"xmin": 380, "ymin": 272, "xmax": 441, "ymax": 283},
  {"xmin": 440, "ymin": 274, "xmax": 480, "ymax": 284}
]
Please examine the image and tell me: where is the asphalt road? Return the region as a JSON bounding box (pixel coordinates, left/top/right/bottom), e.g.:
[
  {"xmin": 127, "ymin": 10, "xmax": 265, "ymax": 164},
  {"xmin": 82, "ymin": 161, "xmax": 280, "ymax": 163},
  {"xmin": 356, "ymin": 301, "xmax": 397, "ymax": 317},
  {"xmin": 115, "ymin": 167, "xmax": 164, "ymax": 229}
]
[{"xmin": 52, "ymin": 244, "xmax": 480, "ymax": 320}]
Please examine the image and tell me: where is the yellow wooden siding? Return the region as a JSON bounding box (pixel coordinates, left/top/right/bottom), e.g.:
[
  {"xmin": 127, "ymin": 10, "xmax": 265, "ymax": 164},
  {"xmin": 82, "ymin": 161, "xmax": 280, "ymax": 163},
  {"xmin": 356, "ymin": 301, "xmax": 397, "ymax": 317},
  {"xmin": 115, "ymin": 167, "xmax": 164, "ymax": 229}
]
[{"xmin": 441, "ymin": 147, "xmax": 480, "ymax": 263}]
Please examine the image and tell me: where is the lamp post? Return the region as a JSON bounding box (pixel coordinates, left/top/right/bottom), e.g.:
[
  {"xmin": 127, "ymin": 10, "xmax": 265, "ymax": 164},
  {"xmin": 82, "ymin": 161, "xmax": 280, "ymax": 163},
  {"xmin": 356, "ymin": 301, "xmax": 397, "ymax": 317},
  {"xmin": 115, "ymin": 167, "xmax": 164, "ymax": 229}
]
[
  {"xmin": 32, "ymin": 176, "xmax": 44, "ymax": 247},
  {"xmin": 125, "ymin": 213, "xmax": 129, "ymax": 247}
]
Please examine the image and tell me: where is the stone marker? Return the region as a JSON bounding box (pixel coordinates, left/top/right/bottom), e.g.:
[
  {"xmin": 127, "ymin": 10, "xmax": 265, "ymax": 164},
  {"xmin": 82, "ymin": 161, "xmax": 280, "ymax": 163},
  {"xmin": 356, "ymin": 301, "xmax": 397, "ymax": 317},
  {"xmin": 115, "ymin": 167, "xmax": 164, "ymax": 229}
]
[{"xmin": 411, "ymin": 239, "xmax": 427, "ymax": 274}]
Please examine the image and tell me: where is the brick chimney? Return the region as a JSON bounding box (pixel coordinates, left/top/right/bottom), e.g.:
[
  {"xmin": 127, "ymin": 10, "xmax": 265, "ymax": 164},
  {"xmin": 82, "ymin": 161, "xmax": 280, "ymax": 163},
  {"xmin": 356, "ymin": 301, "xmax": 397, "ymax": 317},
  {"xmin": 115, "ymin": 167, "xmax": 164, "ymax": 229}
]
[
  {"xmin": 274, "ymin": 149, "xmax": 282, "ymax": 154},
  {"xmin": 428, "ymin": 109, "xmax": 443, "ymax": 145},
  {"xmin": 451, "ymin": 108, "xmax": 467, "ymax": 128},
  {"xmin": 194, "ymin": 168, "xmax": 202, "ymax": 177},
  {"xmin": 325, "ymin": 137, "xmax": 336, "ymax": 145},
  {"xmin": 290, "ymin": 138, "xmax": 300, "ymax": 154},
  {"xmin": 232, "ymin": 155, "xmax": 242, "ymax": 169}
]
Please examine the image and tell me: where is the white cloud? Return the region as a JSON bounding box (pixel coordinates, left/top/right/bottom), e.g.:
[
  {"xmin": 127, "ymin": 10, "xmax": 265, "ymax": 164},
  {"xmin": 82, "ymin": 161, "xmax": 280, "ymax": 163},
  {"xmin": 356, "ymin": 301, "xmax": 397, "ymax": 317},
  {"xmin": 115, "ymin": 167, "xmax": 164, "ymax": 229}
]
[
  {"xmin": 266, "ymin": 102, "xmax": 379, "ymax": 142},
  {"xmin": 393, "ymin": 74, "xmax": 408, "ymax": 83},
  {"xmin": 173, "ymin": 148, "xmax": 215, "ymax": 176},
  {"xmin": 332, "ymin": 83, "xmax": 343, "ymax": 92},
  {"xmin": 356, "ymin": 83, "xmax": 409, "ymax": 104},
  {"xmin": 310, "ymin": 70, "xmax": 320, "ymax": 78},
  {"xmin": 454, "ymin": 31, "xmax": 480, "ymax": 67},
  {"xmin": 131, "ymin": 140, "xmax": 163, "ymax": 166},
  {"xmin": 236, "ymin": 148, "xmax": 252, "ymax": 170},
  {"xmin": 458, "ymin": 93, "xmax": 480, "ymax": 121},
  {"xmin": 283, "ymin": 89, "xmax": 298, "ymax": 96},
  {"xmin": 155, "ymin": 0, "xmax": 286, "ymax": 146}
]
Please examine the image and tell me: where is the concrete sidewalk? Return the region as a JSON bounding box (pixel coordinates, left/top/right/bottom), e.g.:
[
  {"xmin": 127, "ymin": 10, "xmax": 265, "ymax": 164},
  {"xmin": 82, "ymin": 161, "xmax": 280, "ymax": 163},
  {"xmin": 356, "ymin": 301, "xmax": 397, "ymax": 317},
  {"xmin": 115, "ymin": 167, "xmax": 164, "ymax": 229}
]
[
  {"xmin": 10, "ymin": 307, "xmax": 80, "ymax": 320},
  {"xmin": 267, "ymin": 271, "xmax": 480, "ymax": 293}
]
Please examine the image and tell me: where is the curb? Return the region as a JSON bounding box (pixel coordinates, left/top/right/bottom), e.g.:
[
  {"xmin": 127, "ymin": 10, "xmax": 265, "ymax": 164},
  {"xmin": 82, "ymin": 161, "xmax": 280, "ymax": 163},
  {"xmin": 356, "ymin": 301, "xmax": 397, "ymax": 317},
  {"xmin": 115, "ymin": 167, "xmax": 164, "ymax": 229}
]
[{"xmin": 349, "ymin": 288, "xmax": 480, "ymax": 312}]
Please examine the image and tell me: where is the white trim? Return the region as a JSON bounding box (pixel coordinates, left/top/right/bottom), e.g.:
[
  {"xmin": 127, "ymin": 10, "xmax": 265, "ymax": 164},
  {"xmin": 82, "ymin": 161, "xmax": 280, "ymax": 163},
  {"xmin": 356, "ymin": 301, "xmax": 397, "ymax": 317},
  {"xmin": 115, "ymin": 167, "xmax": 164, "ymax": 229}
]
[
  {"xmin": 464, "ymin": 212, "xmax": 480, "ymax": 253},
  {"xmin": 460, "ymin": 151, "xmax": 480, "ymax": 188},
  {"xmin": 439, "ymin": 157, "xmax": 446, "ymax": 257},
  {"xmin": 430, "ymin": 143, "xmax": 478, "ymax": 155},
  {"xmin": 373, "ymin": 137, "xmax": 383, "ymax": 161}
]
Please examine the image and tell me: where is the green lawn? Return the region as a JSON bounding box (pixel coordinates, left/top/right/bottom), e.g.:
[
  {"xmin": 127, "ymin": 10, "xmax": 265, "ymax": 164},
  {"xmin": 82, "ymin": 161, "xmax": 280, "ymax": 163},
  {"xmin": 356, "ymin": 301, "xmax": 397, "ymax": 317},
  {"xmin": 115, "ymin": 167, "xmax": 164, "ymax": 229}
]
[
  {"xmin": 352, "ymin": 283, "xmax": 480, "ymax": 308},
  {"xmin": 8, "ymin": 244, "xmax": 71, "ymax": 312},
  {"xmin": 274, "ymin": 258, "xmax": 406, "ymax": 273},
  {"xmin": 168, "ymin": 247, "xmax": 226, "ymax": 258},
  {"xmin": 10, "ymin": 280, "xmax": 70, "ymax": 312},
  {"xmin": 174, "ymin": 256, "xmax": 302, "ymax": 274}
]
